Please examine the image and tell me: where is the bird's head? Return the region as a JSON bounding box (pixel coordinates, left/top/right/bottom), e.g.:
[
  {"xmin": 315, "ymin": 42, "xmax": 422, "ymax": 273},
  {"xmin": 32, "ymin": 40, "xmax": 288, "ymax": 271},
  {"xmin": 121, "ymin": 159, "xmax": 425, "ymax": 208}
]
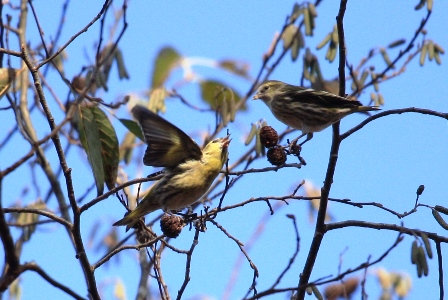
[
  {"xmin": 252, "ymin": 80, "xmax": 286, "ymax": 106},
  {"xmin": 202, "ymin": 135, "xmax": 231, "ymax": 165}
]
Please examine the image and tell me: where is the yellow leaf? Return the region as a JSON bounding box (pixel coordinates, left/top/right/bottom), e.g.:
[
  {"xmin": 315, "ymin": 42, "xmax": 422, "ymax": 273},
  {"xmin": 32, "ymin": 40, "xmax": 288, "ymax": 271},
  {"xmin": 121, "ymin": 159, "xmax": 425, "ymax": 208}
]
[
  {"xmin": 114, "ymin": 279, "xmax": 127, "ymax": 300},
  {"xmin": 377, "ymin": 268, "xmax": 392, "ymax": 289},
  {"xmin": 395, "ymin": 274, "xmax": 412, "ymax": 297}
]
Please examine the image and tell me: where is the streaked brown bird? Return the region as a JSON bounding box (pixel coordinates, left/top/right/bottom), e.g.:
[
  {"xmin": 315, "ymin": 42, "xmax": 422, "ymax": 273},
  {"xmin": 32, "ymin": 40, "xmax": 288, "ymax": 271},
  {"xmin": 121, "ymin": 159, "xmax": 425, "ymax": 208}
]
[{"xmin": 253, "ymin": 80, "xmax": 380, "ymax": 144}]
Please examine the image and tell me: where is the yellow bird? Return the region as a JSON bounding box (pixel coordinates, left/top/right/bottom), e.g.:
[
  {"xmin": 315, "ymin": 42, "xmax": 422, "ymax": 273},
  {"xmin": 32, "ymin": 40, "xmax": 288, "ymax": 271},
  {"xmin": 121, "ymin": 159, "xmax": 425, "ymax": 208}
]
[{"xmin": 114, "ymin": 105, "xmax": 231, "ymax": 231}]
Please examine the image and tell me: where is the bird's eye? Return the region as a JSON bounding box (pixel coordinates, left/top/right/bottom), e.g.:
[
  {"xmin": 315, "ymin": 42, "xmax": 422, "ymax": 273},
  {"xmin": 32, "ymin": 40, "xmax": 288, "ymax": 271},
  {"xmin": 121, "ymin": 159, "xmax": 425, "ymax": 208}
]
[{"xmin": 261, "ymin": 85, "xmax": 269, "ymax": 93}]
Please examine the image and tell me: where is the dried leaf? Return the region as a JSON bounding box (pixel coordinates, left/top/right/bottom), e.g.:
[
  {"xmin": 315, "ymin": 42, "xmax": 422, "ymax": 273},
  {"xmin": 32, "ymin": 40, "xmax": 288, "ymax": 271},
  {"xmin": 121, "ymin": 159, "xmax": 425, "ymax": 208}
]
[
  {"xmin": 434, "ymin": 205, "xmax": 448, "ymax": 215},
  {"xmin": 303, "ymin": 7, "xmax": 312, "ymax": 36},
  {"xmin": 119, "ymin": 131, "xmax": 136, "ymax": 164},
  {"xmin": 311, "ymin": 285, "xmax": 323, "ymax": 300},
  {"xmin": 380, "ymin": 48, "xmax": 394, "ymax": 69},
  {"xmin": 434, "ymin": 51, "xmax": 442, "ymax": 65},
  {"xmin": 16, "ymin": 199, "xmax": 46, "ymax": 242},
  {"xmin": 388, "ymin": 39, "xmax": 406, "ymax": 48},
  {"xmin": 245, "ymin": 123, "xmax": 257, "ymax": 146},
  {"xmin": 218, "ymin": 59, "xmax": 250, "ymax": 79},
  {"xmin": 394, "ymin": 274, "xmax": 412, "ymax": 297},
  {"xmin": 148, "ymin": 87, "xmax": 168, "ymax": 114},
  {"xmin": 290, "ymin": 32, "xmax": 301, "ymax": 61},
  {"xmin": 419, "ymin": 232, "xmax": 433, "ymax": 259},
  {"xmin": 411, "ymin": 240, "xmax": 418, "ymax": 264},
  {"xmin": 434, "ymin": 43, "xmax": 445, "ymax": 54},
  {"xmin": 289, "ymin": 3, "xmax": 302, "ymax": 23},
  {"xmin": 420, "ymin": 44, "xmax": 428, "ymax": 66},
  {"xmin": 316, "ymin": 33, "xmax": 331, "ymax": 50},
  {"xmin": 414, "ymin": 0, "xmax": 426, "ymax": 10},
  {"xmin": 282, "ymin": 24, "xmax": 298, "ymax": 49},
  {"xmin": 0, "ymin": 68, "xmax": 19, "ymax": 98},
  {"xmin": 432, "ymin": 209, "xmax": 448, "ymax": 230},
  {"xmin": 428, "ymin": 42, "xmax": 435, "ymax": 61}
]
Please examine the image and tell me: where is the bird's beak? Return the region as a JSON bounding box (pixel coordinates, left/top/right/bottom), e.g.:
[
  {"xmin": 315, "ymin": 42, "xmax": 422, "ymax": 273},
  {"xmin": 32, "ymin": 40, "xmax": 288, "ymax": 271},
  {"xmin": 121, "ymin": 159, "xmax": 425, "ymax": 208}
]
[
  {"xmin": 252, "ymin": 94, "xmax": 259, "ymax": 100},
  {"xmin": 222, "ymin": 135, "xmax": 232, "ymax": 148}
]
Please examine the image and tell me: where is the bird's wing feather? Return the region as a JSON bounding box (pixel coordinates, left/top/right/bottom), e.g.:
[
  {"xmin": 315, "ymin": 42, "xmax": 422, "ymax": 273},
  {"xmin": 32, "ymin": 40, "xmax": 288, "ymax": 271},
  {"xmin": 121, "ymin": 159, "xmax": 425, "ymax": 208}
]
[
  {"xmin": 131, "ymin": 105, "xmax": 202, "ymax": 167},
  {"xmin": 282, "ymin": 85, "xmax": 363, "ymax": 108}
]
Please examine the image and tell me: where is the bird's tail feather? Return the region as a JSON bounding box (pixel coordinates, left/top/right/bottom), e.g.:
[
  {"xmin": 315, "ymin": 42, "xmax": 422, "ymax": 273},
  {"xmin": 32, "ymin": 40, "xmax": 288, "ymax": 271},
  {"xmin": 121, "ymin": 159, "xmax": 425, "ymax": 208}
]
[{"xmin": 113, "ymin": 200, "xmax": 160, "ymax": 231}]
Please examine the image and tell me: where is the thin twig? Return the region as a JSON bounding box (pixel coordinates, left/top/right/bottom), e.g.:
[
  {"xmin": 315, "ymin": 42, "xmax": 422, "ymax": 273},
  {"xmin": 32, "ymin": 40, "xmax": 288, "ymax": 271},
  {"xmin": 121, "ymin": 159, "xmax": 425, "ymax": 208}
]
[
  {"xmin": 296, "ymin": 2, "xmax": 347, "ymax": 298},
  {"xmin": 341, "ymin": 107, "xmax": 448, "ymax": 140},
  {"xmin": 176, "ymin": 228, "xmax": 200, "ymax": 300}
]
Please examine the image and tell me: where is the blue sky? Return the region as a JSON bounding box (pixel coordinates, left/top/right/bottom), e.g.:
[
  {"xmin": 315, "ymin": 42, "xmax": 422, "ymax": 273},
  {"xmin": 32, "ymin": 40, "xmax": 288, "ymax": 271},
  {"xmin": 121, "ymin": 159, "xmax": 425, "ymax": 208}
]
[{"xmin": 1, "ymin": 1, "xmax": 448, "ymax": 299}]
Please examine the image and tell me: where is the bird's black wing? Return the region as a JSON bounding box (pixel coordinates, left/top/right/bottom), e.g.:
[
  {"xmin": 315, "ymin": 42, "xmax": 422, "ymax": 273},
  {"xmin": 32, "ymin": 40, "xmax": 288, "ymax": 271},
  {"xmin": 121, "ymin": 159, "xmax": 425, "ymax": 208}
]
[
  {"xmin": 282, "ymin": 85, "xmax": 363, "ymax": 108},
  {"xmin": 131, "ymin": 105, "xmax": 202, "ymax": 168}
]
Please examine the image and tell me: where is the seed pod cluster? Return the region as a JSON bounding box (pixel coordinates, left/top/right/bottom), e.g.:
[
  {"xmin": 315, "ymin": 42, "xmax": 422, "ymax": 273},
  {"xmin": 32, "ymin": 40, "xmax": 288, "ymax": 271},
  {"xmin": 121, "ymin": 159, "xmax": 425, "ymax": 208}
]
[
  {"xmin": 160, "ymin": 214, "xmax": 184, "ymax": 238},
  {"xmin": 259, "ymin": 126, "xmax": 287, "ymax": 166},
  {"xmin": 267, "ymin": 146, "xmax": 287, "ymax": 166},
  {"xmin": 259, "ymin": 126, "xmax": 279, "ymax": 148}
]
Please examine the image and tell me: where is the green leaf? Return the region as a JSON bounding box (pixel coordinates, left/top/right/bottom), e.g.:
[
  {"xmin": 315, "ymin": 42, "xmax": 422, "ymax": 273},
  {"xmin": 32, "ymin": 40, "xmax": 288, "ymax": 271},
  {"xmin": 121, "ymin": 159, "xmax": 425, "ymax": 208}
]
[
  {"xmin": 119, "ymin": 118, "xmax": 144, "ymax": 141},
  {"xmin": 90, "ymin": 106, "xmax": 119, "ymax": 190},
  {"xmin": 75, "ymin": 105, "xmax": 105, "ymax": 196},
  {"xmin": 199, "ymin": 80, "xmax": 244, "ymax": 111},
  {"xmin": 151, "ymin": 46, "xmax": 181, "ymax": 88},
  {"xmin": 114, "ymin": 48, "xmax": 130, "ymax": 80}
]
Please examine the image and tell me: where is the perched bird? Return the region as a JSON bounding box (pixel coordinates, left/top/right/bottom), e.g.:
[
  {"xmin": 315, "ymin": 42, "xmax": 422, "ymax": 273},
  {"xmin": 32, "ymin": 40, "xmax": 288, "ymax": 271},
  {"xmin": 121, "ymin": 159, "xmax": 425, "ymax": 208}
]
[
  {"xmin": 253, "ymin": 80, "xmax": 380, "ymax": 144},
  {"xmin": 113, "ymin": 105, "xmax": 231, "ymax": 231}
]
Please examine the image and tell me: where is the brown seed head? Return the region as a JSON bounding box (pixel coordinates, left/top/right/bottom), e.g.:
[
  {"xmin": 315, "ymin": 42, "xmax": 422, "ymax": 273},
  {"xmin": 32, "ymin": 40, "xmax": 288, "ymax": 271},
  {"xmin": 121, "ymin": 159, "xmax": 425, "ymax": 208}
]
[
  {"xmin": 259, "ymin": 126, "xmax": 279, "ymax": 148},
  {"xmin": 160, "ymin": 214, "xmax": 184, "ymax": 238},
  {"xmin": 267, "ymin": 146, "xmax": 287, "ymax": 166}
]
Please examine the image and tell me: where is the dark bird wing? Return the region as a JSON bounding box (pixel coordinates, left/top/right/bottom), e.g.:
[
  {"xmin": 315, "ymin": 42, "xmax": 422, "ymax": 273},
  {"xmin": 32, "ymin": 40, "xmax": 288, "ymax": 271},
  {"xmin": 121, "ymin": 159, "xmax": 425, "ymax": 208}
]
[
  {"xmin": 131, "ymin": 105, "xmax": 202, "ymax": 168},
  {"xmin": 283, "ymin": 85, "xmax": 363, "ymax": 109}
]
